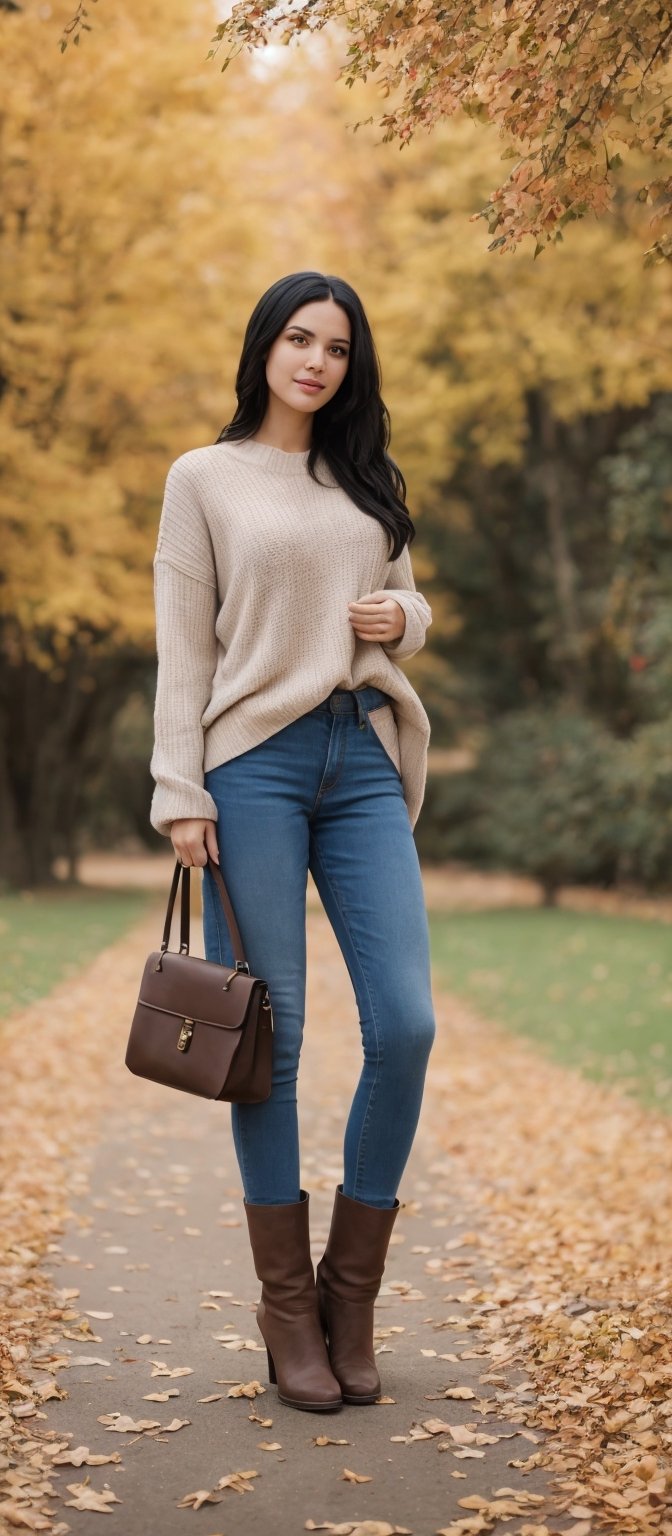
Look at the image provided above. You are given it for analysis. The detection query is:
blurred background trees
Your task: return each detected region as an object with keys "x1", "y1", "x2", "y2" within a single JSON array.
[
  {"x1": 68, "y1": 1, "x2": 672, "y2": 259},
  {"x1": 2, "y1": 0, "x2": 672, "y2": 890}
]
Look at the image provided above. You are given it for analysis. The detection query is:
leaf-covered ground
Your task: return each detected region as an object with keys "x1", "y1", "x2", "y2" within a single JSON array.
[{"x1": 1, "y1": 877, "x2": 671, "y2": 1534}]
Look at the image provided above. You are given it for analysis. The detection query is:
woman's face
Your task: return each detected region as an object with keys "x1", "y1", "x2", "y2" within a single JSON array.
[{"x1": 264, "y1": 299, "x2": 351, "y2": 415}]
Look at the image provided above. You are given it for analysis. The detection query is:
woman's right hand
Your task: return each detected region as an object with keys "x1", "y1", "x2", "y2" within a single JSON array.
[{"x1": 171, "y1": 818, "x2": 220, "y2": 868}]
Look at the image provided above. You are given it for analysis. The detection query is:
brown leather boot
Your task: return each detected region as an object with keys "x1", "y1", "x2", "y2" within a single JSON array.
[
  {"x1": 243, "y1": 1189, "x2": 342, "y2": 1413},
  {"x1": 316, "y1": 1184, "x2": 399, "y2": 1405}
]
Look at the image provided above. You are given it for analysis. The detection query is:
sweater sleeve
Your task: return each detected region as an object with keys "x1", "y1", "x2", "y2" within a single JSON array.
[
  {"x1": 381, "y1": 540, "x2": 432, "y2": 661},
  {"x1": 149, "y1": 458, "x2": 220, "y2": 838}
]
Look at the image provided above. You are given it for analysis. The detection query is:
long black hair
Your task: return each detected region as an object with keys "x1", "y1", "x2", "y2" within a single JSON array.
[{"x1": 214, "y1": 271, "x2": 415, "y2": 560}]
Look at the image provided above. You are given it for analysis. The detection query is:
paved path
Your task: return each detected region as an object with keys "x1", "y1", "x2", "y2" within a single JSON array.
[{"x1": 33, "y1": 886, "x2": 560, "y2": 1535}]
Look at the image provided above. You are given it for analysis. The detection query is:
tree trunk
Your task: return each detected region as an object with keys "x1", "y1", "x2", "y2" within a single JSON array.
[
  {"x1": 535, "y1": 393, "x2": 584, "y2": 705},
  {"x1": 0, "y1": 629, "x2": 149, "y2": 890}
]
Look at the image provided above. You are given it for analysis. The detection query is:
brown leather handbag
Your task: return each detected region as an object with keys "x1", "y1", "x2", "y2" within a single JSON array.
[{"x1": 125, "y1": 855, "x2": 273, "y2": 1102}]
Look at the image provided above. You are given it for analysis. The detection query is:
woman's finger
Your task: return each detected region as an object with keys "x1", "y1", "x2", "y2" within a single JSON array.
[{"x1": 204, "y1": 821, "x2": 220, "y2": 865}]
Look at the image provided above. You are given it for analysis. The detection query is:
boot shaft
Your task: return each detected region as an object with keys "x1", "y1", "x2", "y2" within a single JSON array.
[{"x1": 318, "y1": 1184, "x2": 399, "y2": 1301}]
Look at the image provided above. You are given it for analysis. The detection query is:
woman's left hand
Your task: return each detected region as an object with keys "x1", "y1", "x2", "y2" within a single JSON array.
[{"x1": 348, "y1": 592, "x2": 406, "y2": 644}]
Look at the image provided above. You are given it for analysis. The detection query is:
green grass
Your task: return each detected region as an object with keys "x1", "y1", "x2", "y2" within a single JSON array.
[
  {"x1": 0, "y1": 885, "x2": 152, "y2": 1018},
  {"x1": 428, "y1": 906, "x2": 672, "y2": 1113}
]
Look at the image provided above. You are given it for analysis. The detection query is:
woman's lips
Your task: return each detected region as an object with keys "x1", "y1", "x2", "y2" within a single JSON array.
[{"x1": 295, "y1": 380, "x2": 324, "y2": 392}]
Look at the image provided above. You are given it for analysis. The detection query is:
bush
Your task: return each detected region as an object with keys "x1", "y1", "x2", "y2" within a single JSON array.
[
  {"x1": 415, "y1": 768, "x2": 488, "y2": 865},
  {"x1": 606, "y1": 720, "x2": 672, "y2": 887},
  {"x1": 473, "y1": 707, "x2": 620, "y2": 901},
  {"x1": 418, "y1": 708, "x2": 622, "y2": 900}
]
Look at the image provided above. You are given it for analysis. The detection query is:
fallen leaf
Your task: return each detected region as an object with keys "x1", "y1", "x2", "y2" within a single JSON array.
[
  {"x1": 176, "y1": 1489, "x2": 224, "y2": 1510},
  {"x1": 143, "y1": 1389, "x2": 180, "y2": 1402},
  {"x1": 82, "y1": 1311, "x2": 114, "y2": 1320},
  {"x1": 258, "y1": 1441, "x2": 282, "y2": 1451},
  {"x1": 436, "y1": 1522, "x2": 488, "y2": 1535},
  {"x1": 220, "y1": 1338, "x2": 265, "y2": 1351},
  {"x1": 64, "y1": 1480, "x2": 122, "y2": 1512},
  {"x1": 313, "y1": 1435, "x2": 352, "y2": 1446},
  {"x1": 0, "y1": 1499, "x2": 54, "y2": 1529},
  {"x1": 341, "y1": 1467, "x2": 373, "y2": 1483},
  {"x1": 215, "y1": 1469, "x2": 259, "y2": 1493},
  {"x1": 97, "y1": 1414, "x2": 161, "y2": 1433},
  {"x1": 305, "y1": 1523, "x2": 411, "y2": 1534},
  {"x1": 52, "y1": 1446, "x2": 122, "y2": 1467},
  {"x1": 149, "y1": 1360, "x2": 193, "y2": 1378},
  {"x1": 227, "y1": 1380, "x2": 266, "y2": 1398}
]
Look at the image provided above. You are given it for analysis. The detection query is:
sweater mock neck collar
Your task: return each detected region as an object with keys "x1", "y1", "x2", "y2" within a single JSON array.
[{"x1": 218, "y1": 436, "x2": 312, "y2": 477}]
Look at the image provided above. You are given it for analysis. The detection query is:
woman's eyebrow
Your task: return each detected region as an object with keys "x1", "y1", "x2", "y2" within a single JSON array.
[{"x1": 286, "y1": 325, "x2": 350, "y2": 345}]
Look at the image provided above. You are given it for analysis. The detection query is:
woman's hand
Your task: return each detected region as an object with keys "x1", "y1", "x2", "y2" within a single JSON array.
[
  {"x1": 348, "y1": 592, "x2": 406, "y2": 644},
  {"x1": 171, "y1": 818, "x2": 220, "y2": 868}
]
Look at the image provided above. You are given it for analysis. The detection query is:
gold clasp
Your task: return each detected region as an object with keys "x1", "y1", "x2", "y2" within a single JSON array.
[{"x1": 177, "y1": 1018, "x2": 194, "y2": 1051}]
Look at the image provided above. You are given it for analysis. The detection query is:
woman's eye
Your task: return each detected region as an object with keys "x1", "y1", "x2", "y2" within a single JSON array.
[{"x1": 288, "y1": 335, "x2": 347, "y2": 357}]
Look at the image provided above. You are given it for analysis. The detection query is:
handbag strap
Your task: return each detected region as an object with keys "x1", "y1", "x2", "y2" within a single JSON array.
[
  {"x1": 160, "y1": 860, "x2": 191, "y2": 954},
  {"x1": 160, "y1": 856, "x2": 250, "y2": 973}
]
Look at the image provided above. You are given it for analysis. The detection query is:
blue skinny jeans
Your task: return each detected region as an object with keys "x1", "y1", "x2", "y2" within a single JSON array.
[{"x1": 201, "y1": 685, "x2": 436, "y2": 1209}]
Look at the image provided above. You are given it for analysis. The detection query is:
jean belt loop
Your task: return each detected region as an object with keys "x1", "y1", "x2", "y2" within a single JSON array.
[{"x1": 355, "y1": 690, "x2": 367, "y2": 730}]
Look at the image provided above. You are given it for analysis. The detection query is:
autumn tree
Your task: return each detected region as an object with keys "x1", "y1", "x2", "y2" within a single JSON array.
[
  {"x1": 62, "y1": 0, "x2": 672, "y2": 259},
  {"x1": 340, "y1": 110, "x2": 672, "y2": 882},
  {"x1": 9, "y1": 3, "x2": 672, "y2": 887},
  {"x1": 0, "y1": 0, "x2": 283, "y2": 885}
]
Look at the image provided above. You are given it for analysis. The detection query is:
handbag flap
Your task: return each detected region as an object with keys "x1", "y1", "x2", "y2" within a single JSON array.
[{"x1": 138, "y1": 950, "x2": 261, "y2": 1032}]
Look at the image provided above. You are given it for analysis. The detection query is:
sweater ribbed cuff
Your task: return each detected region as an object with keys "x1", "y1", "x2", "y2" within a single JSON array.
[
  {"x1": 382, "y1": 590, "x2": 429, "y2": 660},
  {"x1": 150, "y1": 782, "x2": 219, "y2": 840}
]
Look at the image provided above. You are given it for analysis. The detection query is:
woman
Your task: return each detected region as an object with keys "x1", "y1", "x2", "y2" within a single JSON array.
[{"x1": 149, "y1": 270, "x2": 436, "y2": 1415}]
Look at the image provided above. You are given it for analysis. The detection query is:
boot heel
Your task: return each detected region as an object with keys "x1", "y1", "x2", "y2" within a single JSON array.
[{"x1": 266, "y1": 1347, "x2": 277, "y2": 1385}]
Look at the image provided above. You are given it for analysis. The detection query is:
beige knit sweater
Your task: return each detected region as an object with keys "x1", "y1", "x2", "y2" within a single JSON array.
[{"x1": 149, "y1": 438, "x2": 432, "y2": 838}]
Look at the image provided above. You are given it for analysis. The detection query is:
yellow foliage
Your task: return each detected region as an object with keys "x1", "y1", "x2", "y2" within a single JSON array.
[
  {"x1": 3, "y1": 5, "x2": 671, "y2": 663},
  {"x1": 1, "y1": 0, "x2": 295, "y2": 657}
]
